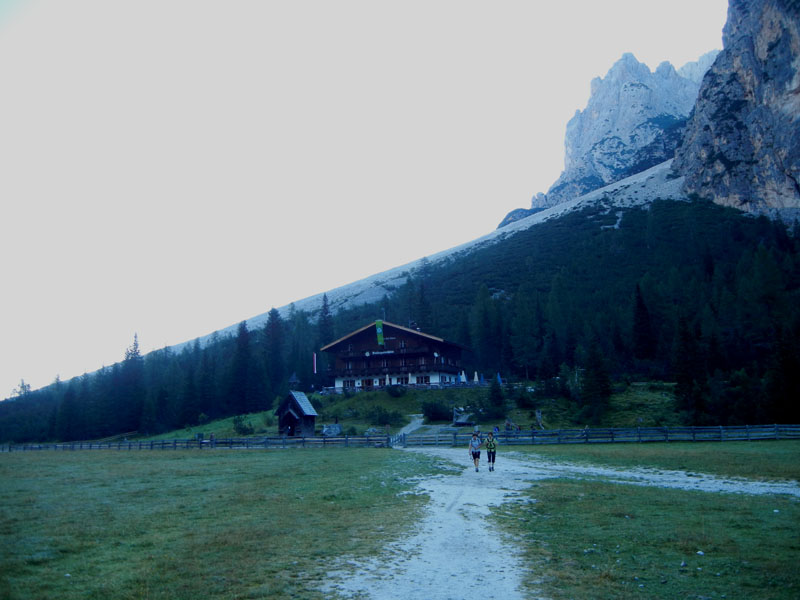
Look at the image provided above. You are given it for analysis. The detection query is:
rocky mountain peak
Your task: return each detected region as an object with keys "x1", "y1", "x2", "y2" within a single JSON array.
[
  {"x1": 499, "y1": 51, "x2": 717, "y2": 227},
  {"x1": 672, "y1": 0, "x2": 800, "y2": 220}
]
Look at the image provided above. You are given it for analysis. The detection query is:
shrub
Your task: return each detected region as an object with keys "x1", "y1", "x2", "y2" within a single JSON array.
[
  {"x1": 514, "y1": 388, "x2": 537, "y2": 410},
  {"x1": 364, "y1": 406, "x2": 403, "y2": 427},
  {"x1": 386, "y1": 385, "x2": 407, "y2": 398},
  {"x1": 422, "y1": 399, "x2": 452, "y2": 422},
  {"x1": 232, "y1": 415, "x2": 254, "y2": 436}
]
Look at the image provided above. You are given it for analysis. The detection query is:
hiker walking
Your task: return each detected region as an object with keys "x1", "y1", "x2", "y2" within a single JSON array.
[
  {"x1": 485, "y1": 431, "x2": 498, "y2": 471},
  {"x1": 469, "y1": 431, "x2": 483, "y2": 472}
]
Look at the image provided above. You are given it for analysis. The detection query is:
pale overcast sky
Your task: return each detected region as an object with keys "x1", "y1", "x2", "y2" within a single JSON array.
[{"x1": 0, "y1": 0, "x2": 728, "y2": 397}]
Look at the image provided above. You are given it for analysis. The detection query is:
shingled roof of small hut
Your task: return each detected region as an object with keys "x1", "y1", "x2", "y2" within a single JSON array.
[{"x1": 287, "y1": 390, "x2": 317, "y2": 416}]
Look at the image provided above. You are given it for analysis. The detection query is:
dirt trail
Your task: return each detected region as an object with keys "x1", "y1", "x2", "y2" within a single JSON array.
[
  {"x1": 323, "y1": 447, "x2": 800, "y2": 599},
  {"x1": 323, "y1": 449, "x2": 545, "y2": 600}
]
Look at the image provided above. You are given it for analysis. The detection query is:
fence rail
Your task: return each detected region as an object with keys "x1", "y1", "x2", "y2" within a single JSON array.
[
  {"x1": 397, "y1": 424, "x2": 800, "y2": 448},
  {"x1": 2, "y1": 434, "x2": 392, "y2": 452},
  {"x1": 2, "y1": 425, "x2": 798, "y2": 453}
]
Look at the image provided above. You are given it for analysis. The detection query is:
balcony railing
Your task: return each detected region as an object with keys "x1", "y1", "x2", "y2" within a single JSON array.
[
  {"x1": 333, "y1": 364, "x2": 460, "y2": 378},
  {"x1": 333, "y1": 345, "x2": 437, "y2": 359}
]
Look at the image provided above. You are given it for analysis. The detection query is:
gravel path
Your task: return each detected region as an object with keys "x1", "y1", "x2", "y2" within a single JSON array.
[{"x1": 322, "y1": 447, "x2": 800, "y2": 599}]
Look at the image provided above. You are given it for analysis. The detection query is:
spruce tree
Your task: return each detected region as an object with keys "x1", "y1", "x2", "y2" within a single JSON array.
[
  {"x1": 632, "y1": 284, "x2": 656, "y2": 360},
  {"x1": 581, "y1": 342, "x2": 612, "y2": 424},
  {"x1": 263, "y1": 308, "x2": 286, "y2": 406}
]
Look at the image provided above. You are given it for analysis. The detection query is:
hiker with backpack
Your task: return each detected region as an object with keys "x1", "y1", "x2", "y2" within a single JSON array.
[
  {"x1": 468, "y1": 431, "x2": 483, "y2": 472},
  {"x1": 485, "y1": 431, "x2": 498, "y2": 471}
]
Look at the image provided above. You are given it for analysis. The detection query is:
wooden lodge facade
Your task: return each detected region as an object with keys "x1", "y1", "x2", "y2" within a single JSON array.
[{"x1": 320, "y1": 320, "x2": 466, "y2": 390}]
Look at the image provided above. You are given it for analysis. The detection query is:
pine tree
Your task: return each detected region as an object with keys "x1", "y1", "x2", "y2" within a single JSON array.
[
  {"x1": 510, "y1": 283, "x2": 543, "y2": 379},
  {"x1": 119, "y1": 334, "x2": 145, "y2": 432},
  {"x1": 485, "y1": 377, "x2": 507, "y2": 420},
  {"x1": 287, "y1": 306, "x2": 314, "y2": 391},
  {"x1": 263, "y1": 308, "x2": 286, "y2": 406},
  {"x1": 228, "y1": 322, "x2": 254, "y2": 414},
  {"x1": 318, "y1": 293, "x2": 334, "y2": 346},
  {"x1": 672, "y1": 317, "x2": 705, "y2": 423},
  {"x1": 581, "y1": 342, "x2": 612, "y2": 424},
  {"x1": 632, "y1": 284, "x2": 656, "y2": 360}
]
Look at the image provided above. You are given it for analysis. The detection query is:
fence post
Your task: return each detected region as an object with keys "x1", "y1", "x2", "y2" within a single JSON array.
[
  {"x1": 746, "y1": 424, "x2": 750, "y2": 441},
  {"x1": 664, "y1": 427, "x2": 669, "y2": 442},
  {"x1": 775, "y1": 424, "x2": 780, "y2": 440},
  {"x1": 719, "y1": 426, "x2": 724, "y2": 441}
]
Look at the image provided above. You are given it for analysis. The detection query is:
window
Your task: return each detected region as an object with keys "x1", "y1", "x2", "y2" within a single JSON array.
[
  {"x1": 415, "y1": 376, "x2": 430, "y2": 385},
  {"x1": 396, "y1": 376, "x2": 409, "y2": 385}
]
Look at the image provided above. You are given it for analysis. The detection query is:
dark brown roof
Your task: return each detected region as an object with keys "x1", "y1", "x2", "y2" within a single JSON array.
[{"x1": 320, "y1": 321, "x2": 464, "y2": 352}]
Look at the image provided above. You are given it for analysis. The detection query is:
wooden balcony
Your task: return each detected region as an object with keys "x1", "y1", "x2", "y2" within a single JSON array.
[{"x1": 333, "y1": 364, "x2": 460, "y2": 378}]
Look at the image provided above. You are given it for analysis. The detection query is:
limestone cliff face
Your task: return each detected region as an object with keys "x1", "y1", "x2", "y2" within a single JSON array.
[
  {"x1": 547, "y1": 53, "x2": 707, "y2": 206},
  {"x1": 498, "y1": 52, "x2": 716, "y2": 228},
  {"x1": 672, "y1": 0, "x2": 800, "y2": 219}
]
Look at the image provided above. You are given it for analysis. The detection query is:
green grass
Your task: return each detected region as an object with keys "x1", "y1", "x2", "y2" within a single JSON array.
[
  {"x1": 495, "y1": 479, "x2": 800, "y2": 600},
  {"x1": 143, "y1": 410, "x2": 278, "y2": 441},
  {"x1": 0, "y1": 449, "x2": 442, "y2": 600},
  {"x1": 138, "y1": 382, "x2": 693, "y2": 442},
  {"x1": 511, "y1": 440, "x2": 800, "y2": 481},
  {"x1": 491, "y1": 441, "x2": 800, "y2": 599}
]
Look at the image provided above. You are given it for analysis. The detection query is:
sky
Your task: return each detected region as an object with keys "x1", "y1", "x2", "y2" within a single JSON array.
[{"x1": 0, "y1": 0, "x2": 728, "y2": 398}]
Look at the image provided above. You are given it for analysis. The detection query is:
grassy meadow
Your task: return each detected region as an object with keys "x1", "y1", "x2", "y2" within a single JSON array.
[
  {"x1": 0, "y1": 449, "x2": 442, "y2": 600},
  {"x1": 512, "y1": 440, "x2": 800, "y2": 481},
  {"x1": 2, "y1": 439, "x2": 798, "y2": 599},
  {"x1": 492, "y1": 441, "x2": 800, "y2": 600},
  {"x1": 495, "y1": 478, "x2": 800, "y2": 600}
]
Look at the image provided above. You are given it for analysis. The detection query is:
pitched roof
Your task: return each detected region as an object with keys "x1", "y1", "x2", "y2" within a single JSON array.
[
  {"x1": 288, "y1": 390, "x2": 317, "y2": 417},
  {"x1": 320, "y1": 320, "x2": 461, "y2": 352}
]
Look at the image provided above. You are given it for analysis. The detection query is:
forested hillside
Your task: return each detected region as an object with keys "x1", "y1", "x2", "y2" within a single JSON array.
[{"x1": 2, "y1": 199, "x2": 799, "y2": 442}]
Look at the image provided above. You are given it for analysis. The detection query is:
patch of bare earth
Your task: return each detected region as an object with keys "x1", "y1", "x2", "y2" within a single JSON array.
[{"x1": 323, "y1": 447, "x2": 799, "y2": 599}]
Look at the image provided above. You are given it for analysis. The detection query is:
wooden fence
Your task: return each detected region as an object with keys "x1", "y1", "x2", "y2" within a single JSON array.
[
  {"x1": 2, "y1": 425, "x2": 798, "y2": 453},
  {"x1": 395, "y1": 424, "x2": 800, "y2": 448},
  {"x1": 2, "y1": 435, "x2": 392, "y2": 452}
]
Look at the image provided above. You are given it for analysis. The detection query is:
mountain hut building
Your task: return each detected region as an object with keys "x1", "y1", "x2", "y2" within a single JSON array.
[{"x1": 320, "y1": 320, "x2": 466, "y2": 390}]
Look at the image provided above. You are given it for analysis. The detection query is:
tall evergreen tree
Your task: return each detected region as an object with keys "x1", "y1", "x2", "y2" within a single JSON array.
[
  {"x1": 118, "y1": 334, "x2": 145, "y2": 432},
  {"x1": 632, "y1": 284, "x2": 656, "y2": 360},
  {"x1": 510, "y1": 283, "x2": 543, "y2": 379},
  {"x1": 318, "y1": 293, "x2": 334, "y2": 346},
  {"x1": 316, "y1": 294, "x2": 335, "y2": 384},
  {"x1": 672, "y1": 317, "x2": 705, "y2": 423},
  {"x1": 287, "y1": 306, "x2": 315, "y2": 391},
  {"x1": 263, "y1": 308, "x2": 286, "y2": 406},
  {"x1": 580, "y1": 341, "x2": 612, "y2": 424},
  {"x1": 228, "y1": 321, "x2": 258, "y2": 414}
]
